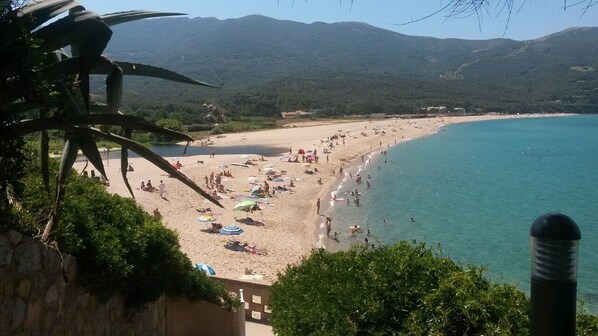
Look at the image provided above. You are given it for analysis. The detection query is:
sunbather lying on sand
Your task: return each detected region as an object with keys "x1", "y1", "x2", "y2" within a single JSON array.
[{"x1": 243, "y1": 243, "x2": 268, "y2": 255}]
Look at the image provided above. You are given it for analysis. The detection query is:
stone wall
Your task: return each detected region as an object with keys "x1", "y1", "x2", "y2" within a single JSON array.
[{"x1": 0, "y1": 230, "x2": 244, "y2": 336}]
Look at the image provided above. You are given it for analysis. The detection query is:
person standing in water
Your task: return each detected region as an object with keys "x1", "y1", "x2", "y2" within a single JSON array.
[{"x1": 325, "y1": 217, "x2": 332, "y2": 238}]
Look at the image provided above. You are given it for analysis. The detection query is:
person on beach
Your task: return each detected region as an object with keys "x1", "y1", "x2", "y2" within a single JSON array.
[
  {"x1": 159, "y1": 180, "x2": 166, "y2": 198},
  {"x1": 140, "y1": 181, "x2": 146, "y2": 191},
  {"x1": 146, "y1": 180, "x2": 154, "y2": 192},
  {"x1": 127, "y1": 164, "x2": 134, "y2": 172},
  {"x1": 325, "y1": 217, "x2": 332, "y2": 238},
  {"x1": 316, "y1": 198, "x2": 320, "y2": 214},
  {"x1": 348, "y1": 225, "x2": 361, "y2": 235},
  {"x1": 332, "y1": 232, "x2": 339, "y2": 242},
  {"x1": 346, "y1": 198, "x2": 350, "y2": 206},
  {"x1": 339, "y1": 166, "x2": 344, "y2": 176},
  {"x1": 153, "y1": 208, "x2": 162, "y2": 219}
]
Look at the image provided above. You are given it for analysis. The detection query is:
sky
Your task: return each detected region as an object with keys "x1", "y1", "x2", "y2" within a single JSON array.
[{"x1": 79, "y1": 0, "x2": 598, "y2": 41}]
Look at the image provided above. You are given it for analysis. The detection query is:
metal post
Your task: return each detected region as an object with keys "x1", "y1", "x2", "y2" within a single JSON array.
[{"x1": 530, "y1": 213, "x2": 581, "y2": 336}]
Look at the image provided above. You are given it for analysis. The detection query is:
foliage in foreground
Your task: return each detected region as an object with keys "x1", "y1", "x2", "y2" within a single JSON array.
[
  {"x1": 13, "y1": 154, "x2": 236, "y2": 308},
  {"x1": 270, "y1": 242, "x2": 596, "y2": 335},
  {"x1": 1, "y1": 0, "x2": 220, "y2": 243}
]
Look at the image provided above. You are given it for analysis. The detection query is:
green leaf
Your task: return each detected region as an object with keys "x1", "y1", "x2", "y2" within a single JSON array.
[
  {"x1": 74, "y1": 128, "x2": 107, "y2": 179},
  {"x1": 105, "y1": 62, "x2": 123, "y2": 114},
  {"x1": 43, "y1": 136, "x2": 80, "y2": 242},
  {"x1": 112, "y1": 62, "x2": 218, "y2": 88},
  {"x1": 80, "y1": 126, "x2": 222, "y2": 208},
  {"x1": 45, "y1": 56, "x2": 217, "y2": 89},
  {"x1": 40, "y1": 130, "x2": 50, "y2": 193},
  {"x1": 120, "y1": 128, "x2": 134, "y2": 198},
  {"x1": 100, "y1": 10, "x2": 185, "y2": 27},
  {"x1": 35, "y1": 9, "x2": 112, "y2": 111},
  {"x1": 18, "y1": 0, "x2": 81, "y2": 30},
  {"x1": 11, "y1": 114, "x2": 194, "y2": 142}
]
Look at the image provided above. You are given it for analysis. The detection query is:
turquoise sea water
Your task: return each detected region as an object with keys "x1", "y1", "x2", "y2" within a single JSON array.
[{"x1": 326, "y1": 115, "x2": 598, "y2": 312}]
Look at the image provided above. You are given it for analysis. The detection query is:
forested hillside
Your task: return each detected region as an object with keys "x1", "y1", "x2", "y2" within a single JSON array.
[{"x1": 94, "y1": 15, "x2": 598, "y2": 121}]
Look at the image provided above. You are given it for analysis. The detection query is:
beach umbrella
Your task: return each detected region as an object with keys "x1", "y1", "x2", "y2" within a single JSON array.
[
  {"x1": 263, "y1": 164, "x2": 275, "y2": 169},
  {"x1": 247, "y1": 176, "x2": 258, "y2": 183},
  {"x1": 197, "y1": 215, "x2": 217, "y2": 222},
  {"x1": 251, "y1": 185, "x2": 262, "y2": 193},
  {"x1": 234, "y1": 200, "x2": 257, "y2": 211},
  {"x1": 219, "y1": 225, "x2": 244, "y2": 235},
  {"x1": 264, "y1": 167, "x2": 275, "y2": 173},
  {"x1": 195, "y1": 263, "x2": 216, "y2": 276}
]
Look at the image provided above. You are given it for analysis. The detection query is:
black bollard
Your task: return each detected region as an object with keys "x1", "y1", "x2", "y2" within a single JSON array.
[{"x1": 530, "y1": 213, "x2": 581, "y2": 336}]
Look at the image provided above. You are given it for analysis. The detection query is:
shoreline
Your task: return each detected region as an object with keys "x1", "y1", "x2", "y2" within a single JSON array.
[
  {"x1": 313, "y1": 113, "x2": 576, "y2": 251},
  {"x1": 72, "y1": 113, "x2": 574, "y2": 285}
]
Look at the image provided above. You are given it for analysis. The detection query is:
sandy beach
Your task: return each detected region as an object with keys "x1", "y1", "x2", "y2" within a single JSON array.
[{"x1": 73, "y1": 114, "x2": 568, "y2": 284}]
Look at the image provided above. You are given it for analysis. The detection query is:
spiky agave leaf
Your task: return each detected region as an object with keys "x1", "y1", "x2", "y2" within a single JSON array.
[
  {"x1": 35, "y1": 8, "x2": 112, "y2": 112},
  {"x1": 75, "y1": 128, "x2": 107, "y2": 179},
  {"x1": 121, "y1": 128, "x2": 134, "y2": 198},
  {"x1": 18, "y1": 0, "x2": 81, "y2": 30},
  {"x1": 11, "y1": 114, "x2": 194, "y2": 141},
  {"x1": 105, "y1": 61, "x2": 123, "y2": 114},
  {"x1": 100, "y1": 10, "x2": 185, "y2": 27},
  {"x1": 111, "y1": 62, "x2": 218, "y2": 88},
  {"x1": 40, "y1": 108, "x2": 50, "y2": 192},
  {"x1": 44, "y1": 56, "x2": 218, "y2": 88},
  {"x1": 42, "y1": 136, "x2": 79, "y2": 242},
  {"x1": 78, "y1": 126, "x2": 223, "y2": 208}
]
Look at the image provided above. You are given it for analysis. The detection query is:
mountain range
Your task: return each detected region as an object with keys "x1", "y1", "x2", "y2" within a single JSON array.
[{"x1": 100, "y1": 15, "x2": 598, "y2": 117}]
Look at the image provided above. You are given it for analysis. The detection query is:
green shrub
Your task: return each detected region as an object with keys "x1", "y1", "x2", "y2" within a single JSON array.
[
  {"x1": 17, "y1": 157, "x2": 237, "y2": 308},
  {"x1": 187, "y1": 124, "x2": 215, "y2": 132},
  {"x1": 211, "y1": 127, "x2": 224, "y2": 135},
  {"x1": 270, "y1": 242, "x2": 529, "y2": 336}
]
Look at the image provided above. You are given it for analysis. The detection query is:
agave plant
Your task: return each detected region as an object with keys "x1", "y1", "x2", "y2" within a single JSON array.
[{"x1": 1, "y1": 0, "x2": 221, "y2": 242}]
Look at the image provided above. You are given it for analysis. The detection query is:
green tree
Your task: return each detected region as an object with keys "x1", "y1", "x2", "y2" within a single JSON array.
[{"x1": 153, "y1": 118, "x2": 183, "y2": 142}]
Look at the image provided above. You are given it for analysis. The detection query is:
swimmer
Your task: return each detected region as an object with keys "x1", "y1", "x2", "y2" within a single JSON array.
[
  {"x1": 409, "y1": 216, "x2": 416, "y2": 222},
  {"x1": 383, "y1": 219, "x2": 388, "y2": 224}
]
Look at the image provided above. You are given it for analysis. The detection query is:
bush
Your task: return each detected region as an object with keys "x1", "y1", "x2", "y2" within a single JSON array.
[
  {"x1": 186, "y1": 124, "x2": 215, "y2": 132},
  {"x1": 211, "y1": 127, "x2": 224, "y2": 135},
  {"x1": 270, "y1": 242, "x2": 529, "y2": 335},
  {"x1": 17, "y1": 158, "x2": 237, "y2": 308}
]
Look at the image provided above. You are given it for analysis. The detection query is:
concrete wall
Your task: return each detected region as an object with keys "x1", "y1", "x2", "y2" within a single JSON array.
[
  {"x1": 217, "y1": 278, "x2": 272, "y2": 324},
  {"x1": 0, "y1": 229, "x2": 244, "y2": 336}
]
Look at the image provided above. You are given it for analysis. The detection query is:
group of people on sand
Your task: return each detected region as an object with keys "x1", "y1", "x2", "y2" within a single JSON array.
[
  {"x1": 204, "y1": 171, "x2": 231, "y2": 195},
  {"x1": 141, "y1": 179, "x2": 166, "y2": 198},
  {"x1": 82, "y1": 169, "x2": 110, "y2": 186}
]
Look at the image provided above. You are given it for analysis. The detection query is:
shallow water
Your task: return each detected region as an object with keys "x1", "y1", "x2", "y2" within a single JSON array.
[{"x1": 327, "y1": 115, "x2": 598, "y2": 312}]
